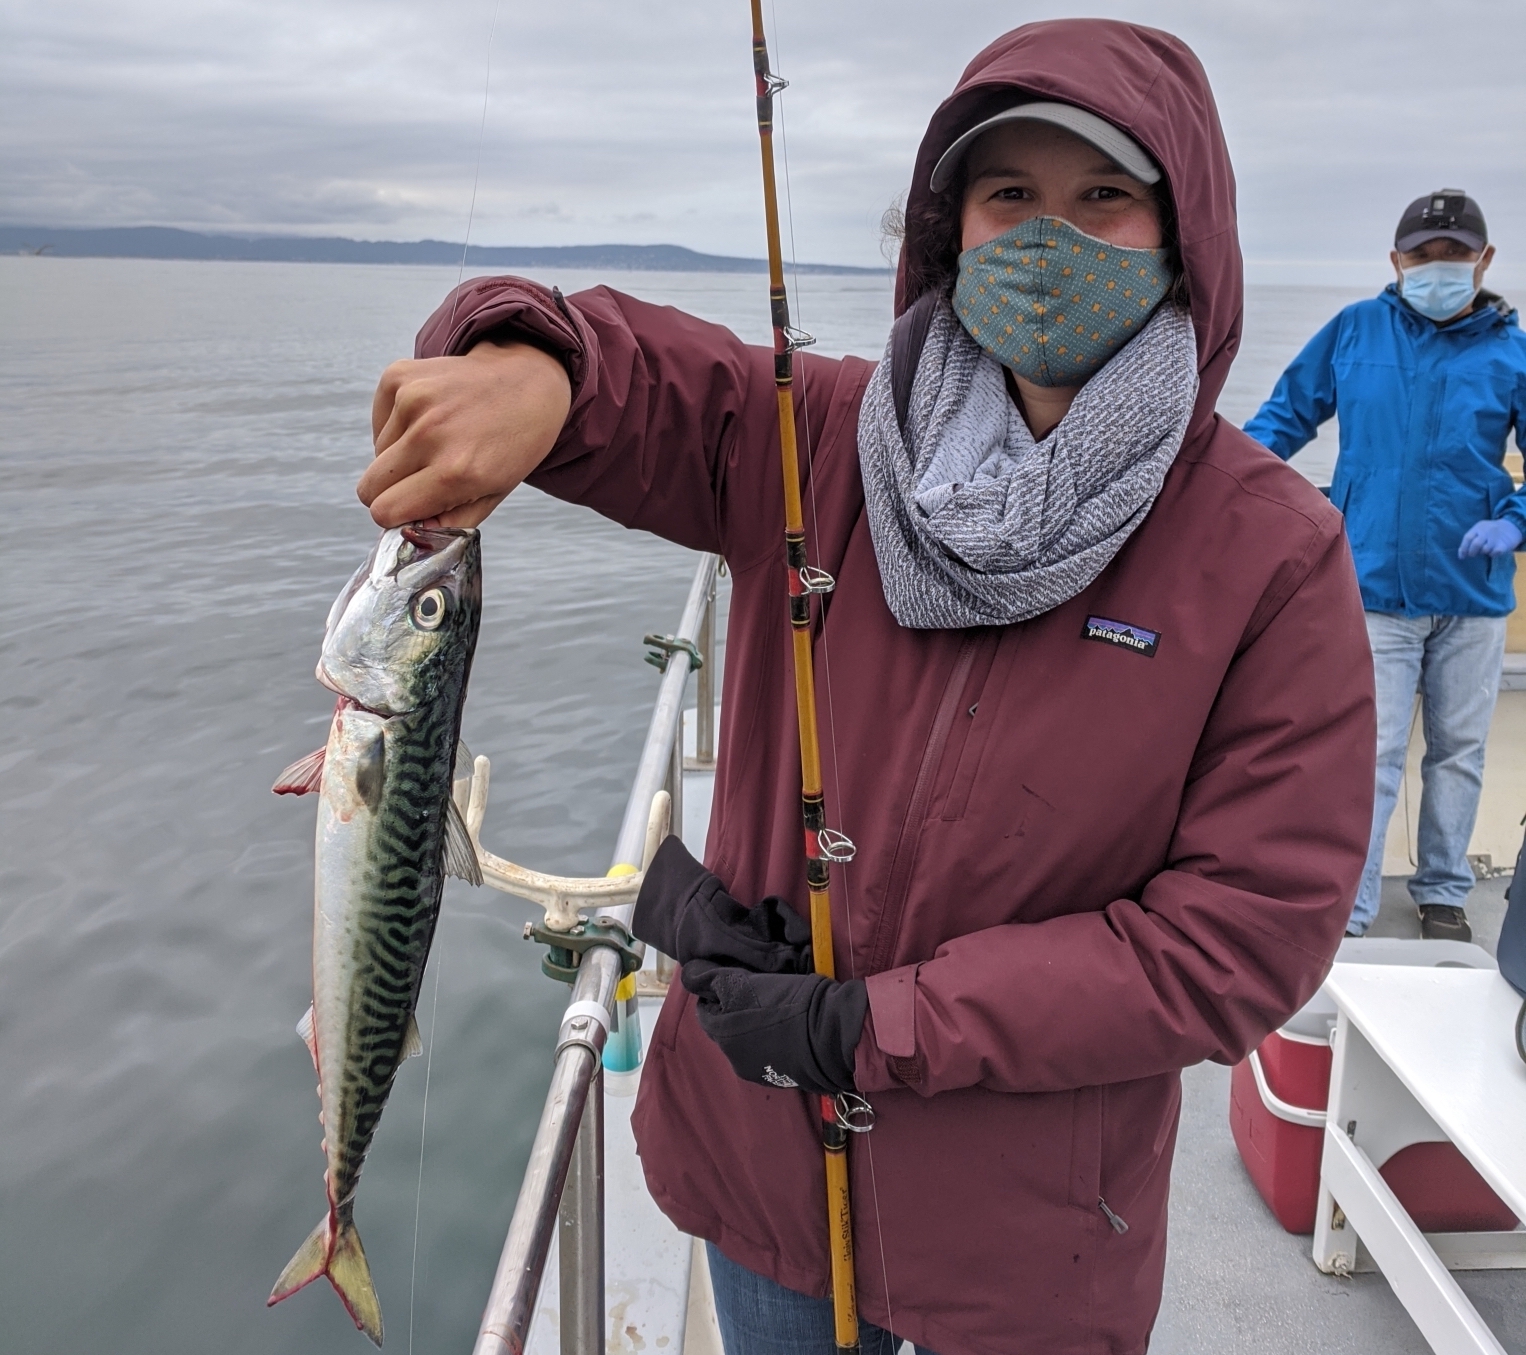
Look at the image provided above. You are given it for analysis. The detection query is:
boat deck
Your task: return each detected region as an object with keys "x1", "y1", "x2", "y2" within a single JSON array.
[{"x1": 1154, "y1": 873, "x2": 1523, "y2": 1355}]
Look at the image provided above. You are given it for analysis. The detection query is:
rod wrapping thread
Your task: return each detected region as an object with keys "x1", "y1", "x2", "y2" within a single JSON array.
[{"x1": 749, "y1": 0, "x2": 859, "y2": 1347}]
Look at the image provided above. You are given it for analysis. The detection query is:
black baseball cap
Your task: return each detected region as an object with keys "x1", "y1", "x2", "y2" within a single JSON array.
[{"x1": 1395, "y1": 190, "x2": 1488, "y2": 253}]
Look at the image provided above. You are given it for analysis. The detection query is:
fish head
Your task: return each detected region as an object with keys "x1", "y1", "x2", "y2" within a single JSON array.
[{"x1": 317, "y1": 526, "x2": 482, "y2": 716}]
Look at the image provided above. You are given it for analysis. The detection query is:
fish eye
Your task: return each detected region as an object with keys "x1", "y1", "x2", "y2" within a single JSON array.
[{"x1": 410, "y1": 588, "x2": 448, "y2": 631}]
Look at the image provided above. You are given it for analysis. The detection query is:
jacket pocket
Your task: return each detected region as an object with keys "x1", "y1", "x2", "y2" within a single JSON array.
[
  {"x1": 649, "y1": 977, "x2": 691, "y2": 1055},
  {"x1": 1328, "y1": 473, "x2": 1351, "y2": 515},
  {"x1": 1068, "y1": 1085, "x2": 1103, "y2": 1213},
  {"x1": 1096, "y1": 1074, "x2": 1183, "y2": 1227},
  {"x1": 867, "y1": 634, "x2": 981, "y2": 972},
  {"x1": 939, "y1": 629, "x2": 1016, "y2": 823}
]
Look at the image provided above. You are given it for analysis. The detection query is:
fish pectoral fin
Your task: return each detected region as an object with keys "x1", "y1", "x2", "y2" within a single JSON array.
[
  {"x1": 296, "y1": 1005, "x2": 318, "y2": 1066},
  {"x1": 272, "y1": 748, "x2": 326, "y2": 795},
  {"x1": 455, "y1": 739, "x2": 472, "y2": 774},
  {"x1": 402, "y1": 1013, "x2": 423, "y2": 1060},
  {"x1": 443, "y1": 797, "x2": 483, "y2": 886},
  {"x1": 354, "y1": 729, "x2": 385, "y2": 810}
]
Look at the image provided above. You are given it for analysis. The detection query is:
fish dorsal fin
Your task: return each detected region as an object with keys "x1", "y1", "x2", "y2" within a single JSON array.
[
  {"x1": 401, "y1": 1013, "x2": 423, "y2": 1060},
  {"x1": 273, "y1": 748, "x2": 326, "y2": 796},
  {"x1": 295, "y1": 1004, "x2": 318, "y2": 1067},
  {"x1": 443, "y1": 796, "x2": 483, "y2": 886}
]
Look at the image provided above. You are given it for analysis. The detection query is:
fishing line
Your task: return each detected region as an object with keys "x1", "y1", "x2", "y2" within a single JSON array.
[
  {"x1": 408, "y1": 916, "x2": 449, "y2": 1355},
  {"x1": 410, "y1": 5, "x2": 502, "y2": 1349},
  {"x1": 768, "y1": 2, "x2": 897, "y2": 1341},
  {"x1": 446, "y1": 0, "x2": 505, "y2": 336},
  {"x1": 767, "y1": 2, "x2": 851, "y2": 971}
]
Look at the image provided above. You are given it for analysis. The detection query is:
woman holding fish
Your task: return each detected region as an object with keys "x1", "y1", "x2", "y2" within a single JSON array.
[{"x1": 359, "y1": 20, "x2": 1375, "y2": 1355}]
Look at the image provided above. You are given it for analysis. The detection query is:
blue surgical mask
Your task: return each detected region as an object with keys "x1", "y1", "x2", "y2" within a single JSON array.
[
  {"x1": 1399, "y1": 258, "x2": 1482, "y2": 322},
  {"x1": 953, "y1": 217, "x2": 1171, "y2": 387}
]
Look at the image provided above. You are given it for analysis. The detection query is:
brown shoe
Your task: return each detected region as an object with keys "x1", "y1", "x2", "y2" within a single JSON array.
[{"x1": 1418, "y1": 904, "x2": 1472, "y2": 942}]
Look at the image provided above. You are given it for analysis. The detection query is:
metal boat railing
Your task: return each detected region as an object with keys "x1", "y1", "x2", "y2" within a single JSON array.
[{"x1": 467, "y1": 553, "x2": 720, "y2": 1355}]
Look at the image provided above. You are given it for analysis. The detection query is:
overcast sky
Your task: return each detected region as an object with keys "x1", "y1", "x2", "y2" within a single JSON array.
[{"x1": 4, "y1": 0, "x2": 1524, "y2": 284}]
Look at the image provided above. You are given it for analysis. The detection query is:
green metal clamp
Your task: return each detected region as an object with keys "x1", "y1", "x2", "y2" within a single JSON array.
[
  {"x1": 643, "y1": 632, "x2": 703, "y2": 673},
  {"x1": 522, "y1": 915, "x2": 644, "y2": 985}
]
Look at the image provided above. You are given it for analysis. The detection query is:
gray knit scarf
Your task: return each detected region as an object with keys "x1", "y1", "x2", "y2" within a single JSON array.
[{"x1": 857, "y1": 298, "x2": 1199, "y2": 629}]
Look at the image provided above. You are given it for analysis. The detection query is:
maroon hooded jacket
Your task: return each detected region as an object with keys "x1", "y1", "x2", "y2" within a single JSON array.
[{"x1": 415, "y1": 20, "x2": 1375, "y2": 1355}]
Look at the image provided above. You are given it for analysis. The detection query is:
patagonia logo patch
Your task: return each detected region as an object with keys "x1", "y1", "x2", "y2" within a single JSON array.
[{"x1": 1082, "y1": 616, "x2": 1160, "y2": 657}]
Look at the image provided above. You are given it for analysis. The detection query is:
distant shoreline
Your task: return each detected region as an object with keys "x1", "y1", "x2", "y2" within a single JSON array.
[{"x1": 0, "y1": 225, "x2": 890, "y2": 276}]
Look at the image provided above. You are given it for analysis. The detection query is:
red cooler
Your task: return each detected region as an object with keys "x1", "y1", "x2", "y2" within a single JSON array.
[{"x1": 1229, "y1": 937, "x2": 1520, "y2": 1234}]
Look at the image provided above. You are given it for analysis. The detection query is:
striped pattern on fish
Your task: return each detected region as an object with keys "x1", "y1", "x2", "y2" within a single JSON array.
[{"x1": 268, "y1": 526, "x2": 482, "y2": 1346}]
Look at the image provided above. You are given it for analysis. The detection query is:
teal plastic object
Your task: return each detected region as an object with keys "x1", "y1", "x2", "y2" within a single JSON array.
[{"x1": 602, "y1": 976, "x2": 643, "y2": 1073}]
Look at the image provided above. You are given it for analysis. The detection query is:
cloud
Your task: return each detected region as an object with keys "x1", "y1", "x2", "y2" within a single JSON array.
[{"x1": 3, "y1": 0, "x2": 1524, "y2": 279}]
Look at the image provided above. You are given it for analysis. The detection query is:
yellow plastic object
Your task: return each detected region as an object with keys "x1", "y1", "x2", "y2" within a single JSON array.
[{"x1": 604, "y1": 881, "x2": 644, "y2": 1072}]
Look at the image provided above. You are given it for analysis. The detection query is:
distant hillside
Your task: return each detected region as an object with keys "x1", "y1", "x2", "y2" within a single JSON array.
[{"x1": 0, "y1": 226, "x2": 888, "y2": 275}]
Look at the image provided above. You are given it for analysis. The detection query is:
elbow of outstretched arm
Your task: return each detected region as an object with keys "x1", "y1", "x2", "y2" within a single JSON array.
[{"x1": 1244, "y1": 398, "x2": 1321, "y2": 462}]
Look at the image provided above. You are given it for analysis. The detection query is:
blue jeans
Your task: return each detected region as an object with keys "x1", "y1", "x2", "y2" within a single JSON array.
[
  {"x1": 1352, "y1": 612, "x2": 1506, "y2": 933},
  {"x1": 707, "y1": 1243, "x2": 937, "y2": 1355}
]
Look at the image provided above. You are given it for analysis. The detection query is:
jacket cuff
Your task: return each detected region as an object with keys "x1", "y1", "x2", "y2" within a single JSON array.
[
  {"x1": 413, "y1": 275, "x2": 596, "y2": 417},
  {"x1": 1499, "y1": 505, "x2": 1526, "y2": 542},
  {"x1": 854, "y1": 966, "x2": 922, "y2": 1094},
  {"x1": 631, "y1": 834, "x2": 711, "y2": 958}
]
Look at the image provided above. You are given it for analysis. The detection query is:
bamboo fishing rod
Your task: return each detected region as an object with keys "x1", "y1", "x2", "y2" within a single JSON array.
[{"x1": 748, "y1": 4, "x2": 860, "y2": 1348}]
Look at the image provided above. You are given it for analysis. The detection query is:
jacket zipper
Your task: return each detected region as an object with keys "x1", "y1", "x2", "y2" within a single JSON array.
[
  {"x1": 1098, "y1": 1198, "x2": 1129, "y2": 1234},
  {"x1": 867, "y1": 632, "x2": 980, "y2": 974}
]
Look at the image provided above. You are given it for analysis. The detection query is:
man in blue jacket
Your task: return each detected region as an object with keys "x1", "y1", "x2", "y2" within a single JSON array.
[{"x1": 1246, "y1": 190, "x2": 1526, "y2": 940}]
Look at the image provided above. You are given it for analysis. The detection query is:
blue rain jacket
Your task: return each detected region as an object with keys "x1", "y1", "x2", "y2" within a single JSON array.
[{"x1": 1245, "y1": 286, "x2": 1526, "y2": 617}]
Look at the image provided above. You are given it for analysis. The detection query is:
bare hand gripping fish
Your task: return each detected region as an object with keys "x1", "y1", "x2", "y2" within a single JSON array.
[{"x1": 267, "y1": 525, "x2": 483, "y2": 1345}]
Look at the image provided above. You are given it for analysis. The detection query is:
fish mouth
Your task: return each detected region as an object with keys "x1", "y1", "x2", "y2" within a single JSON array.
[
  {"x1": 315, "y1": 661, "x2": 348, "y2": 700},
  {"x1": 315, "y1": 666, "x2": 394, "y2": 718}
]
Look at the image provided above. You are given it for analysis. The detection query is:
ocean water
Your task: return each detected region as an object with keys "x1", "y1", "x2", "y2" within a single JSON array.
[{"x1": 0, "y1": 257, "x2": 1368, "y2": 1354}]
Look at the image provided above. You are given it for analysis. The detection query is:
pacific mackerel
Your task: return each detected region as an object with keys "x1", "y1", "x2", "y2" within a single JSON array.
[{"x1": 267, "y1": 525, "x2": 482, "y2": 1345}]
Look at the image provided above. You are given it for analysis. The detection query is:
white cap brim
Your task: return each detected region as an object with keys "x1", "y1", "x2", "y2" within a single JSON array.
[{"x1": 929, "y1": 101, "x2": 1161, "y2": 194}]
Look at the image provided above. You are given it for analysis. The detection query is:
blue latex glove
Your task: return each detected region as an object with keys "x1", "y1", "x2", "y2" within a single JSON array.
[{"x1": 1458, "y1": 518, "x2": 1524, "y2": 559}]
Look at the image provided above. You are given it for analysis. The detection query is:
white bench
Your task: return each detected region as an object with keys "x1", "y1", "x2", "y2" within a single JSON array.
[{"x1": 1313, "y1": 964, "x2": 1526, "y2": 1353}]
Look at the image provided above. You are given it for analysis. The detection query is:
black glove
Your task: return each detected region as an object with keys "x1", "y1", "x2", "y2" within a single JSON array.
[
  {"x1": 683, "y1": 960, "x2": 867, "y2": 1096},
  {"x1": 633, "y1": 836, "x2": 813, "y2": 973}
]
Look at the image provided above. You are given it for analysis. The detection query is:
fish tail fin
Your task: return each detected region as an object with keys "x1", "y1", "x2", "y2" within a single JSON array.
[
  {"x1": 268, "y1": 1214, "x2": 331, "y2": 1306},
  {"x1": 327, "y1": 1214, "x2": 384, "y2": 1346},
  {"x1": 268, "y1": 1210, "x2": 383, "y2": 1346}
]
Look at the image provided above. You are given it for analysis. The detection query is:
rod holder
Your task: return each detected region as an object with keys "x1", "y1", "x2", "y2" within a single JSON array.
[{"x1": 462, "y1": 754, "x2": 669, "y2": 934}]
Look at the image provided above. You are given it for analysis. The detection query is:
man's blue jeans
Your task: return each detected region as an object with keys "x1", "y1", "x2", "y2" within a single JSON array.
[
  {"x1": 1352, "y1": 612, "x2": 1506, "y2": 934},
  {"x1": 707, "y1": 1243, "x2": 937, "y2": 1355}
]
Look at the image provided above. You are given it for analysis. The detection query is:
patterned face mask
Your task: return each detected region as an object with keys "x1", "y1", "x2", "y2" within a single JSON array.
[{"x1": 953, "y1": 217, "x2": 1172, "y2": 387}]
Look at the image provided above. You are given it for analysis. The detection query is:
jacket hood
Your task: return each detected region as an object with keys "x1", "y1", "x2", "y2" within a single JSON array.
[{"x1": 897, "y1": 19, "x2": 1241, "y2": 438}]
